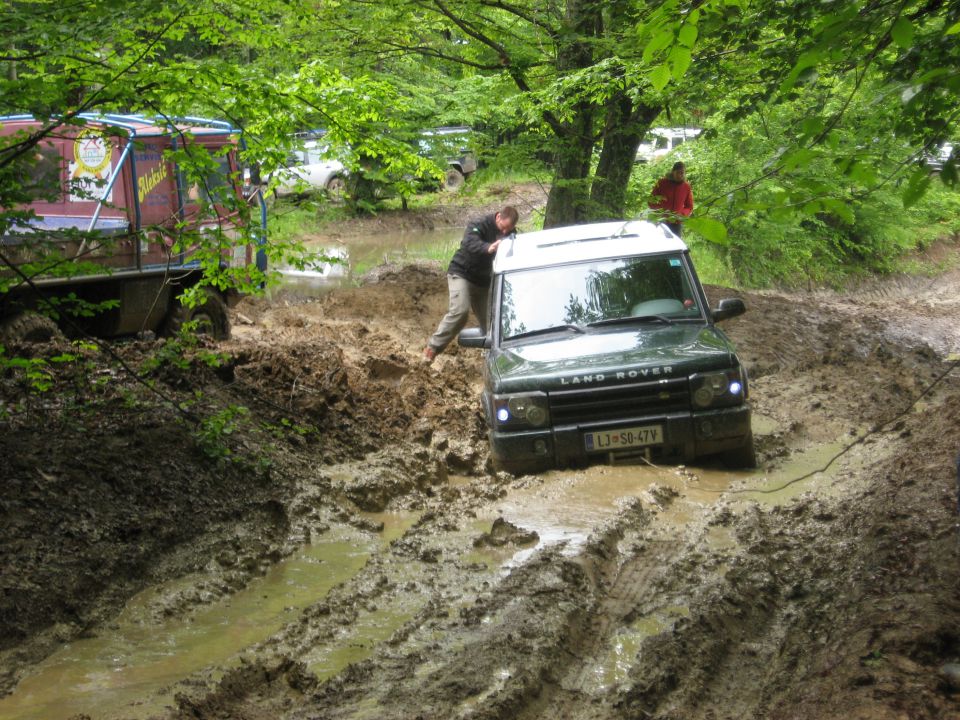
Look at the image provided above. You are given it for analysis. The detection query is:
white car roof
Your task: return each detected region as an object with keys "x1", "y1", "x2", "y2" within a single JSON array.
[
  {"x1": 647, "y1": 127, "x2": 702, "y2": 138},
  {"x1": 494, "y1": 220, "x2": 688, "y2": 274}
]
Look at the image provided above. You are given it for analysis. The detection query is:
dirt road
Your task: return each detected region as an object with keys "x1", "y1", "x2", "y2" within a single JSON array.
[{"x1": 1, "y1": 206, "x2": 959, "y2": 719}]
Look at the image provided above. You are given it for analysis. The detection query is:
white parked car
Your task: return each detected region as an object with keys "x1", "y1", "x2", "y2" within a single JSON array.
[
  {"x1": 635, "y1": 127, "x2": 702, "y2": 164},
  {"x1": 925, "y1": 141, "x2": 955, "y2": 172},
  {"x1": 248, "y1": 127, "x2": 479, "y2": 199},
  {"x1": 271, "y1": 139, "x2": 347, "y2": 198}
]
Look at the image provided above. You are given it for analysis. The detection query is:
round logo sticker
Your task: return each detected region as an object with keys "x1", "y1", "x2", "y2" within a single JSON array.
[{"x1": 74, "y1": 129, "x2": 112, "y2": 174}]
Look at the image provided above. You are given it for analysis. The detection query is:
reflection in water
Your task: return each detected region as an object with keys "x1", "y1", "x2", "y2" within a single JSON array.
[
  {"x1": 484, "y1": 434, "x2": 861, "y2": 568},
  {"x1": 587, "y1": 605, "x2": 692, "y2": 692},
  {"x1": 0, "y1": 433, "x2": 862, "y2": 719},
  {"x1": 278, "y1": 227, "x2": 463, "y2": 294},
  {"x1": 0, "y1": 524, "x2": 392, "y2": 720}
]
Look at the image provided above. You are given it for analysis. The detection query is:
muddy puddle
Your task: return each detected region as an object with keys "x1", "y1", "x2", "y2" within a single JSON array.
[
  {"x1": 276, "y1": 228, "x2": 462, "y2": 292},
  {"x1": 0, "y1": 422, "x2": 875, "y2": 720},
  {"x1": 0, "y1": 514, "x2": 416, "y2": 720},
  {"x1": 480, "y1": 425, "x2": 869, "y2": 566},
  {"x1": 586, "y1": 603, "x2": 692, "y2": 693}
]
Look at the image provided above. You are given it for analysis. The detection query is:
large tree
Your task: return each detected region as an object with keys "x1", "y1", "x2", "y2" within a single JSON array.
[
  {"x1": 304, "y1": 0, "x2": 957, "y2": 228},
  {"x1": 305, "y1": 0, "x2": 701, "y2": 226}
]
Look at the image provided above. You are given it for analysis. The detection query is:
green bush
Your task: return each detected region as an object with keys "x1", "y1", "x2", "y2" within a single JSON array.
[{"x1": 626, "y1": 94, "x2": 960, "y2": 288}]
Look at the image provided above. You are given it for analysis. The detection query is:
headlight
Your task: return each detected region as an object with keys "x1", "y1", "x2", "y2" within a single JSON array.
[
  {"x1": 492, "y1": 393, "x2": 551, "y2": 429},
  {"x1": 690, "y1": 368, "x2": 746, "y2": 409}
]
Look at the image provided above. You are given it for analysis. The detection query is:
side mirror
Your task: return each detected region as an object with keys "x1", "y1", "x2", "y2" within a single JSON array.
[
  {"x1": 458, "y1": 326, "x2": 490, "y2": 349},
  {"x1": 712, "y1": 297, "x2": 746, "y2": 322}
]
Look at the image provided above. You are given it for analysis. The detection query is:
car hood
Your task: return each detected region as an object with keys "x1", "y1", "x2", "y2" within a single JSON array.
[{"x1": 489, "y1": 324, "x2": 737, "y2": 393}]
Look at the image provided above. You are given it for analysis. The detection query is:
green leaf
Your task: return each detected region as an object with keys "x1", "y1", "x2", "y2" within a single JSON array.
[
  {"x1": 901, "y1": 169, "x2": 931, "y2": 208},
  {"x1": 650, "y1": 64, "x2": 672, "y2": 92},
  {"x1": 781, "y1": 148, "x2": 817, "y2": 171},
  {"x1": 779, "y1": 51, "x2": 822, "y2": 96},
  {"x1": 800, "y1": 117, "x2": 825, "y2": 140},
  {"x1": 819, "y1": 198, "x2": 855, "y2": 224},
  {"x1": 836, "y1": 158, "x2": 878, "y2": 186},
  {"x1": 677, "y1": 23, "x2": 698, "y2": 49},
  {"x1": 946, "y1": 21, "x2": 960, "y2": 35},
  {"x1": 685, "y1": 216, "x2": 728, "y2": 245},
  {"x1": 890, "y1": 17, "x2": 914, "y2": 49},
  {"x1": 670, "y1": 47, "x2": 692, "y2": 81},
  {"x1": 642, "y1": 29, "x2": 675, "y2": 63}
]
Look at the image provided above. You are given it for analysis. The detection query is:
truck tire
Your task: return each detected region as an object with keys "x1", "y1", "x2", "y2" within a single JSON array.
[
  {"x1": 722, "y1": 431, "x2": 757, "y2": 469},
  {"x1": 443, "y1": 167, "x2": 465, "y2": 192},
  {"x1": 325, "y1": 175, "x2": 346, "y2": 202},
  {"x1": 163, "y1": 287, "x2": 230, "y2": 340},
  {"x1": 0, "y1": 312, "x2": 64, "y2": 345}
]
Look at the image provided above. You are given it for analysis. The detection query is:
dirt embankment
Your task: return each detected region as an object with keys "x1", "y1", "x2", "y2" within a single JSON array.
[{"x1": 1, "y1": 200, "x2": 959, "y2": 720}]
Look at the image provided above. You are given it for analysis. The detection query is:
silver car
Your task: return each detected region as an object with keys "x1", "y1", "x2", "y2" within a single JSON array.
[{"x1": 272, "y1": 139, "x2": 347, "y2": 198}]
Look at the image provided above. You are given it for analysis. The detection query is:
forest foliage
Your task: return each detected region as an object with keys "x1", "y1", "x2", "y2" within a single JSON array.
[{"x1": 1, "y1": 0, "x2": 959, "y2": 293}]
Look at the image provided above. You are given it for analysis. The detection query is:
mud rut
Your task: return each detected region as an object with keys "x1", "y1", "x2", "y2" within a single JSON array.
[{"x1": 2, "y1": 258, "x2": 960, "y2": 720}]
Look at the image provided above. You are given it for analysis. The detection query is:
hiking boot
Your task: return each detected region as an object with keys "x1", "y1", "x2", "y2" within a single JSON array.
[{"x1": 422, "y1": 346, "x2": 438, "y2": 364}]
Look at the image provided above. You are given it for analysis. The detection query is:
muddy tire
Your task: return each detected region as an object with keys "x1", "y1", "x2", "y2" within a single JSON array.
[
  {"x1": 0, "y1": 312, "x2": 64, "y2": 344},
  {"x1": 162, "y1": 287, "x2": 230, "y2": 340},
  {"x1": 722, "y1": 431, "x2": 757, "y2": 469},
  {"x1": 443, "y1": 168, "x2": 465, "y2": 192},
  {"x1": 325, "y1": 175, "x2": 346, "y2": 202}
]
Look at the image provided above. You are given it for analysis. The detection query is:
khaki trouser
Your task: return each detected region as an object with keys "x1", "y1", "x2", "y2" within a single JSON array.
[{"x1": 427, "y1": 274, "x2": 490, "y2": 353}]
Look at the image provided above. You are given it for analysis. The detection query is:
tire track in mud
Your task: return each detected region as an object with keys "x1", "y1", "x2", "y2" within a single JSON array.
[
  {"x1": 533, "y1": 553, "x2": 684, "y2": 719},
  {"x1": 5, "y1": 248, "x2": 959, "y2": 720}
]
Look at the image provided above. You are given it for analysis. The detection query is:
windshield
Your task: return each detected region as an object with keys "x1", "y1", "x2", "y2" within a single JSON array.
[{"x1": 499, "y1": 254, "x2": 703, "y2": 340}]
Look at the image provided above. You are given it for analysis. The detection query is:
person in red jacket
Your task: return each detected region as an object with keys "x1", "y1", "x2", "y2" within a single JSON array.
[{"x1": 649, "y1": 161, "x2": 693, "y2": 236}]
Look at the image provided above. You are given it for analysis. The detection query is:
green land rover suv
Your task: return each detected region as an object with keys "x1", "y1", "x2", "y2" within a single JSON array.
[{"x1": 458, "y1": 220, "x2": 755, "y2": 474}]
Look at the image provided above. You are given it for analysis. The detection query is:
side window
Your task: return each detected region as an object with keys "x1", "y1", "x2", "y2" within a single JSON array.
[
  {"x1": 19, "y1": 144, "x2": 63, "y2": 201},
  {"x1": 204, "y1": 155, "x2": 232, "y2": 198},
  {"x1": 655, "y1": 136, "x2": 669, "y2": 150},
  {"x1": 183, "y1": 152, "x2": 235, "y2": 204}
]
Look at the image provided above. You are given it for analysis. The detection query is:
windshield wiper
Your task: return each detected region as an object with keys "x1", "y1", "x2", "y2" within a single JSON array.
[
  {"x1": 587, "y1": 314, "x2": 675, "y2": 328},
  {"x1": 506, "y1": 324, "x2": 586, "y2": 341}
]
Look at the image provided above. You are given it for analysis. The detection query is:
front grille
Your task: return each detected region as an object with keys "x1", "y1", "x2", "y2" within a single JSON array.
[{"x1": 549, "y1": 377, "x2": 690, "y2": 425}]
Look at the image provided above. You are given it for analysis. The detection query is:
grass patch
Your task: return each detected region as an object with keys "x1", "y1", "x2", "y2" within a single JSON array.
[{"x1": 687, "y1": 240, "x2": 742, "y2": 288}]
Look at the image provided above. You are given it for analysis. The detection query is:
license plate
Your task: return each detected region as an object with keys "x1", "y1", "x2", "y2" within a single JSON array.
[{"x1": 584, "y1": 425, "x2": 663, "y2": 452}]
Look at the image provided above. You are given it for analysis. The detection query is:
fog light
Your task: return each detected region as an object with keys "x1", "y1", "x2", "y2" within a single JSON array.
[
  {"x1": 700, "y1": 419, "x2": 713, "y2": 437},
  {"x1": 496, "y1": 407, "x2": 510, "y2": 423},
  {"x1": 533, "y1": 439, "x2": 548, "y2": 456},
  {"x1": 526, "y1": 406, "x2": 547, "y2": 426},
  {"x1": 693, "y1": 387, "x2": 714, "y2": 407}
]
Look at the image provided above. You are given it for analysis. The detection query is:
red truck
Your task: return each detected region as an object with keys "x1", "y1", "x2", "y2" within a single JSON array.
[{"x1": 0, "y1": 114, "x2": 267, "y2": 341}]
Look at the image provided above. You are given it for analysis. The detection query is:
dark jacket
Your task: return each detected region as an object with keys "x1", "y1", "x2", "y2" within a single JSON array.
[{"x1": 448, "y1": 213, "x2": 501, "y2": 286}]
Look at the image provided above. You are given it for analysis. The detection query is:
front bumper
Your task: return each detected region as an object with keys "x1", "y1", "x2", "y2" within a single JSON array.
[{"x1": 488, "y1": 405, "x2": 752, "y2": 474}]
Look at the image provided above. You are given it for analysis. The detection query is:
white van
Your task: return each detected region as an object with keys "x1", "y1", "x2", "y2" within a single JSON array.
[{"x1": 635, "y1": 127, "x2": 702, "y2": 164}]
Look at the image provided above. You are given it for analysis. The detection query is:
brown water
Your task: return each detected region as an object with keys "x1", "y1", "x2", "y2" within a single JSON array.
[
  {"x1": 0, "y1": 517, "x2": 413, "y2": 720},
  {"x1": 478, "y1": 426, "x2": 864, "y2": 567},
  {"x1": 0, "y1": 427, "x2": 865, "y2": 719},
  {"x1": 278, "y1": 227, "x2": 463, "y2": 293}
]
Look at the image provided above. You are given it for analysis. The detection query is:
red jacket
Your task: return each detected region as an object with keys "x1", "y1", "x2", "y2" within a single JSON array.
[{"x1": 650, "y1": 178, "x2": 693, "y2": 218}]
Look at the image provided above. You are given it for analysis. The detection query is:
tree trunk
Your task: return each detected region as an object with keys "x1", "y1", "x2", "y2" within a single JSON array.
[
  {"x1": 542, "y1": 0, "x2": 600, "y2": 229},
  {"x1": 543, "y1": 113, "x2": 595, "y2": 228},
  {"x1": 590, "y1": 97, "x2": 660, "y2": 220}
]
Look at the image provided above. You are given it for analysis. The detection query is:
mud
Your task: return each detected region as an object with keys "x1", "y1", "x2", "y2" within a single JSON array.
[{"x1": 1, "y1": 194, "x2": 959, "y2": 719}]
